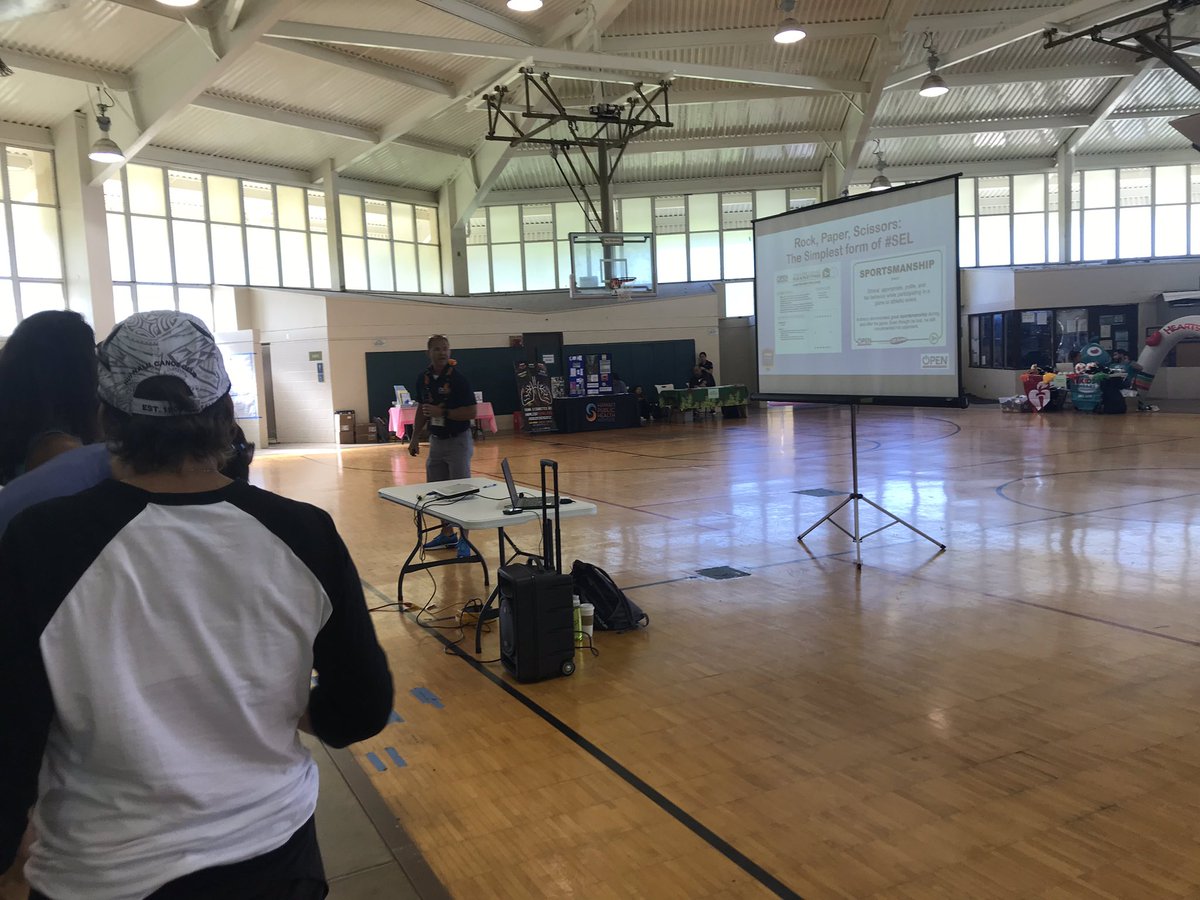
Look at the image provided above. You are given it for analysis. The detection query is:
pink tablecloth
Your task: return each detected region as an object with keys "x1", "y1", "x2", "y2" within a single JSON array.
[{"x1": 387, "y1": 402, "x2": 497, "y2": 435}]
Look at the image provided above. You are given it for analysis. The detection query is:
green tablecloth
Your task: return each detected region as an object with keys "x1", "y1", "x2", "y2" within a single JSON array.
[{"x1": 657, "y1": 384, "x2": 749, "y2": 411}]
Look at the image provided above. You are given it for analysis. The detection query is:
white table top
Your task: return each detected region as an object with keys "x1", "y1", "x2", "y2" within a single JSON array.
[{"x1": 378, "y1": 476, "x2": 597, "y2": 529}]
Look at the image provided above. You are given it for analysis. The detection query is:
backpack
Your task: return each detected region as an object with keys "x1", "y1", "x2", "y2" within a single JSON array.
[{"x1": 571, "y1": 560, "x2": 649, "y2": 632}]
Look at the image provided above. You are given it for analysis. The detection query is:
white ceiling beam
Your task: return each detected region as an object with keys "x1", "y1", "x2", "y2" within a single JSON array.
[
  {"x1": 888, "y1": 63, "x2": 1138, "y2": 90},
  {"x1": 0, "y1": 120, "x2": 52, "y2": 148},
  {"x1": 92, "y1": 0, "x2": 301, "y2": 184},
  {"x1": 259, "y1": 37, "x2": 455, "y2": 96},
  {"x1": 873, "y1": 115, "x2": 1092, "y2": 139},
  {"x1": 0, "y1": 44, "x2": 132, "y2": 91},
  {"x1": 415, "y1": 0, "x2": 540, "y2": 44},
  {"x1": 191, "y1": 93, "x2": 378, "y2": 142},
  {"x1": 265, "y1": 22, "x2": 870, "y2": 93},
  {"x1": 515, "y1": 130, "x2": 838, "y2": 156},
  {"x1": 224, "y1": 0, "x2": 247, "y2": 32},
  {"x1": 887, "y1": 0, "x2": 1133, "y2": 87},
  {"x1": 1064, "y1": 59, "x2": 1159, "y2": 153},
  {"x1": 1109, "y1": 107, "x2": 1198, "y2": 120},
  {"x1": 543, "y1": 0, "x2": 635, "y2": 50},
  {"x1": 139, "y1": 145, "x2": 315, "y2": 185}
]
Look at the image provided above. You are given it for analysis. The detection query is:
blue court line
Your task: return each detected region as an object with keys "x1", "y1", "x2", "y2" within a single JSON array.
[
  {"x1": 365, "y1": 752, "x2": 386, "y2": 772},
  {"x1": 388, "y1": 710, "x2": 404, "y2": 724},
  {"x1": 411, "y1": 687, "x2": 444, "y2": 709},
  {"x1": 385, "y1": 747, "x2": 407, "y2": 767}
]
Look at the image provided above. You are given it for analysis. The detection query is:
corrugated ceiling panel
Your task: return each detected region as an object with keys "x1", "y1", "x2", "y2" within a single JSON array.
[
  {"x1": 0, "y1": 0, "x2": 173, "y2": 71},
  {"x1": 454, "y1": 0, "x2": 580, "y2": 22},
  {"x1": 915, "y1": 0, "x2": 1075, "y2": 13},
  {"x1": 1074, "y1": 117, "x2": 1193, "y2": 154},
  {"x1": 922, "y1": 30, "x2": 1131, "y2": 73},
  {"x1": 336, "y1": 45, "x2": 504, "y2": 87},
  {"x1": 212, "y1": 44, "x2": 435, "y2": 130},
  {"x1": 290, "y1": 0, "x2": 507, "y2": 40},
  {"x1": 869, "y1": 129, "x2": 1065, "y2": 167},
  {"x1": 609, "y1": 0, "x2": 889, "y2": 34},
  {"x1": 151, "y1": 106, "x2": 364, "y2": 172},
  {"x1": 665, "y1": 94, "x2": 847, "y2": 134},
  {"x1": 1116, "y1": 67, "x2": 1200, "y2": 113},
  {"x1": 877, "y1": 78, "x2": 1112, "y2": 126},
  {"x1": 341, "y1": 143, "x2": 463, "y2": 193},
  {"x1": 621, "y1": 36, "x2": 879, "y2": 83},
  {"x1": 0, "y1": 68, "x2": 90, "y2": 128},
  {"x1": 408, "y1": 106, "x2": 489, "y2": 148}
]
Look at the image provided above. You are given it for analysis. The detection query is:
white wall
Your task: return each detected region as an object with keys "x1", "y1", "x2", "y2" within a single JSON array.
[{"x1": 215, "y1": 329, "x2": 269, "y2": 449}]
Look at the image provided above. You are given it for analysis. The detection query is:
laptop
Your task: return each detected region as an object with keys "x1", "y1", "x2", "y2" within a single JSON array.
[
  {"x1": 501, "y1": 458, "x2": 549, "y2": 511},
  {"x1": 425, "y1": 483, "x2": 479, "y2": 500}
]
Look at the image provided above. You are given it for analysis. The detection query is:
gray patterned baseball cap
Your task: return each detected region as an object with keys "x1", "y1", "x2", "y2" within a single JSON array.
[{"x1": 97, "y1": 311, "x2": 231, "y2": 416}]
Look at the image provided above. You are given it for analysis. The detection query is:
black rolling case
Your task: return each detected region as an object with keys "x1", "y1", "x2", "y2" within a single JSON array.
[{"x1": 489, "y1": 459, "x2": 577, "y2": 682}]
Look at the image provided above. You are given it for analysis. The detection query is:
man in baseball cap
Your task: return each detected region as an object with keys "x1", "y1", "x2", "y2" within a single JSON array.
[{"x1": 0, "y1": 311, "x2": 392, "y2": 900}]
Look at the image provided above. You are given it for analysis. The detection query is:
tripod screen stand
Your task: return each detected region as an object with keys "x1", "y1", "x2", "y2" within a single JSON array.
[{"x1": 797, "y1": 404, "x2": 946, "y2": 568}]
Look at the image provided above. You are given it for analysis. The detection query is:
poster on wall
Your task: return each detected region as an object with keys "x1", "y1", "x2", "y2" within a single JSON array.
[
  {"x1": 515, "y1": 360, "x2": 556, "y2": 432},
  {"x1": 567, "y1": 354, "x2": 585, "y2": 397},
  {"x1": 222, "y1": 350, "x2": 260, "y2": 420}
]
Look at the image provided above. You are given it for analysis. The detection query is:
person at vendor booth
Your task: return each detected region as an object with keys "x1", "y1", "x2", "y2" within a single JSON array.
[
  {"x1": 697, "y1": 352, "x2": 714, "y2": 377},
  {"x1": 688, "y1": 365, "x2": 715, "y2": 389},
  {"x1": 409, "y1": 334, "x2": 477, "y2": 557}
]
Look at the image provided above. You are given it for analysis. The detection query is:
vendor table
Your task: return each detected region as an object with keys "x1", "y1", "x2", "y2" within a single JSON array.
[
  {"x1": 657, "y1": 384, "x2": 750, "y2": 420},
  {"x1": 552, "y1": 394, "x2": 641, "y2": 432},
  {"x1": 387, "y1": 402, "x2": 498, "y2": 438}
]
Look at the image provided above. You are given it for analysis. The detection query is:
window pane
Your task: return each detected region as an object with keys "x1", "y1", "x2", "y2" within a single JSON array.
[
  {"x1": 1012, "y1": 212, "x2": 1046, "y2": 265},
  {"x1": 958, "y1": 178, "x2": 976, "y2": 216},
  {"x1": 557, "y1": 241, "x2": 571, "y2": 290},
  {"x1": 522, "y1": 204, "x2": 553, "y2": 242},
  {"x1": 657, "y1": 233, "x2": 687, "y2": 282},
  {"x1": 977, "y1": 177, "x2": 1010, "y2": 215},
  {"x1": 467, "y1": 211, "x2": 488, "y2": 245},
  {"x1": 131, "y1": 215, "x2": 172, "y2": 282},
  {"x1": 339, "y1": 195, "x2": 363, "y2": 237},
  {"x1": 391, "y1": 203, "x2": 415, "y2": 243},
  {"x1": 654, "y1": 197, "x2": 685, "y2": 234},
  {"x1": 108, "y1": 212, "x2": 135, "y2": 280},
  {"x1": 958, "y1": 218, "x2": 977, "y2": 268},
  {"x1": 1156, "y1": 205, "x2": 1187, "y2": 256},
  {"x1": 168, "y1": 171, "x2": 205, "y2": 220},
  {"x1": 246, "y1": 228, "x2": 279, "y2": 285},
  {"x1": 418, "y1": 245, "x2": 441, "y2": 293},
  {"x1": 1119, "y1": 167, "x2": 1151, "y2": 206},
  {"x1": 977, "y1": 215, "x2": 1011, "y2": 266},
  {"x1": 211, "y1": 224, "x2": 247, "y2": 285},
  {"x1": 415, "y1": 206, "x2": 438, "y2": 244},
  {"x1": 1047, "y1": 173, "x2": 1059, "y2": 212},
  {"x1": 277, "y1": 185, "x2": 306, "y2": 231},
  {"x1": 364, "y1": 198, "x2": 390, "y2": 240},
  {"x1": 307, "y1": 191, "x2": 327, "y2": 233},
  {"x1": 721, "y1": 192, "x2": 752, "y2": 230},
  {"x1": 789, "y1": 188, "x2": 819, "y2": 209},
  {"x1": 0, "y1": 280, "x2": 14, "y2": 336},
  {"x1": 1084, "y1": 169, "x2": 1116, "y2": 208},
  {"x1": 394, "y1": 242, "x2": 418, "y2": 292},
  {"x1": 1047, "y1": 213, "x2": 1061, "y2": 263},
  {"x1": 280, "y1": 230, "x2": 311, "y2": 288},
  {"x1": 243, "y1": 182, "x2": 274, "y2": 228},
  {"x1": 1082, "y1": 208, "x2": 1116, "y2": 259},
  {"x1": 7, "y1": 148, "x2": 55, "y2": 205},
  {"x1": 103, "y1": 177, "x2": 124, "y2": 213},
  {"x1": 367, "y1": 239, "x2": 394, "y2": 290},
  {"x1": 310, "y1": 234, "x2": 331, "y2": 289},
  {"x1": 1012, "y1": 174, "x2": 1044, "y2": 213},
  {"x1": 689, "y1": 231, "x2": 721, "y2": 281},
  {"x1": 467, "y1": 245, "x2": 490, "y2": 292},
  {"x1": 0, "y1": 217, "x2": 10, "y2": 276},
  {"x1": 688, "y1": 194, "x2": 718, "y2": 231},
  {"x1": 171, "y1": 220, "x2": 210, "y2": 284},
  {"x1": 1118, "y1": 206, "x2": 1151, "y2": 258},
  {"x1": 524, "y1": 241, "x2": 556, "y2": 290},
  {"x1": 619, "y1": 197, "x2": 651, "y2": 233},
  {"x1": 126, "y1": 164, "x2": 165, "y2": 216},
  {"x1": 755, "y1": 189, "x2": 786, "y2": 219},
  {"x1": 1157, "y1": 166, "x2": 1187, "y2": 204},
  {"x1": 177, "y1": 287, "x2": 214, "y2": 329},
  {"x1": 136, "y1": 283, "x2": 175, "y2": 312},
  {"x1": 554, "y1": 201, "x2": 586, "y2": 239},
  {"x1": 19, "y1": 281, "x2": 64, "y2": 316},
  {"x1": 491, "y1": 243, "x2": 522, "y2": 291},
  {"x1": 1191, "y1": 207, "x2": 1200, "y2": 255},
  {"x1": 342, "y1": 237, "x2": 367, "y2": 289},
  {"x1": 489, "y1": 206, "x2": 519, "y2": 243},
  {"x1": 1070, "y1": 210, "x2": 1080, "y2": 261},
  {"x1": 722, "y1": 229, "x2": 754, "y2": 279},
  {"x1": 725, "y1": 281, "x2": 754, "y2": 317},
  {"x1": 207, "y1": 176, "x2": 242, "y2": 224},
  {"x1": 112, "y1": 284, "x2": 134, "y2": 324},
  {"x1": 11, "y1": 205, "x2": 61, "y2": 278}
]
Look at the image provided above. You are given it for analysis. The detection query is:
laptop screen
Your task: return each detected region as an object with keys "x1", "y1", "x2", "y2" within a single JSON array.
[{"x1": 500, "y1": 458, "x2": 520, "y2": 505}]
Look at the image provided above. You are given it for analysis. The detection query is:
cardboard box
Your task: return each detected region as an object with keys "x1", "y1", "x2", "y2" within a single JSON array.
[{"x1": 335, "y1": 410, "x2": 356, "y2": 444}]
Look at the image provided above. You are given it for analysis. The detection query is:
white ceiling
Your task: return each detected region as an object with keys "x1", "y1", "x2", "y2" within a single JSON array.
[{"x1": 0, "y1": 0, "x2": 1197, "y2": 202}]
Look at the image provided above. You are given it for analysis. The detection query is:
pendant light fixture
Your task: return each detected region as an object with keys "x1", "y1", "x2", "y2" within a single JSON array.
[
  {"x1": 507, "y1": 0, "x2": 543, "y2": 11},
  {"x1": 88, "y1": 87, "x2": 124, "y2": 164},
  {"x1": 919, "y1": 32, "x2": 949, "y2": 98},
  {"x1": 773, "y1": 0, "x2": 806, "y2": 44},
  {"x1": 869, "y1": 141, "x2": 892, "y2": 192}
]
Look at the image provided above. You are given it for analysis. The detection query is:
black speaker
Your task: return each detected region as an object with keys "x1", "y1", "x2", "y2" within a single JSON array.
[{"x1": 498, "y1": 563, "x2": 576, "y2": 682}]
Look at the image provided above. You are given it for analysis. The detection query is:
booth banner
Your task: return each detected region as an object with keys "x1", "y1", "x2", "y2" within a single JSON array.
[{"x1": 515, "y1": 360, "x2": 556, "y2": 433}]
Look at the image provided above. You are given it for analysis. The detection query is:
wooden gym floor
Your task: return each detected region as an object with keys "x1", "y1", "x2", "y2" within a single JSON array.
[{"x1": 252, "y1": 405, "x2": 1200, "y2": 899}]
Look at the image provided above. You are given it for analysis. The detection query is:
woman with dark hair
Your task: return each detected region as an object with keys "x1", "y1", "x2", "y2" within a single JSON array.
[
  {"x1": 0, "y1": 311, "x2": 392, "y2": 900},
  {"x1": 0, "y1": 310, "x2": 99, "y2": 484}
]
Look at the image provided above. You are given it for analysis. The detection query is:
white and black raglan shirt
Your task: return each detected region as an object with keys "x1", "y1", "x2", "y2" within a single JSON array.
[{"x1": 0, "y1": 479, "x2": 394, "y2": 900}]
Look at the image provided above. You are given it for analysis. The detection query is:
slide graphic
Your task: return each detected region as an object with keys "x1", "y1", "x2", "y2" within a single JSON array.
[
  {"x1": 851, "y1": 250, "x2": 944, "y2": 349},
  {"x1": 774, "y1": 264, "x2": 842, "y2": 355}
]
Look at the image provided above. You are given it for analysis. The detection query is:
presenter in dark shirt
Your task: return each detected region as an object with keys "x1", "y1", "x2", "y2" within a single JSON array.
[
  {"x1": 697, "y1": 351, "x2": 714, "y2": 378},
  {"x1": 409, "y1": 334, "x2": 477, "y2": 556},
  {"x1": 688, "y1": 366, "x2": 716, "y2": 389}
]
